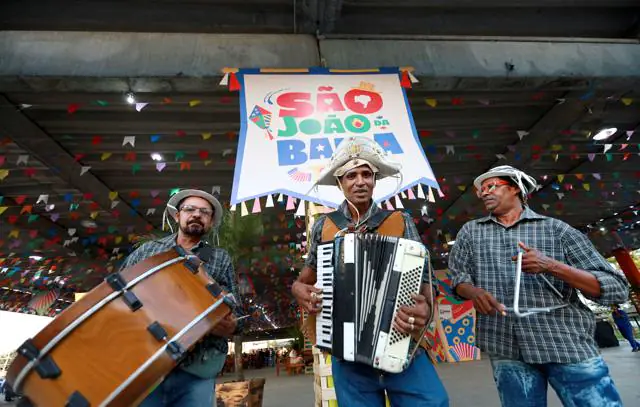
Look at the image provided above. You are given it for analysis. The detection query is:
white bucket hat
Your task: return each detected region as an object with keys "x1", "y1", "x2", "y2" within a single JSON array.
[
  {"x1": 163, "y1": 189, "x2": 223, "y2": 232},
  {"x1": 473, "y1": 165, "x2": 538, "y2": 200},
  {"x1": 314, "y1": 136, "x2": 402, "y2": 186}
]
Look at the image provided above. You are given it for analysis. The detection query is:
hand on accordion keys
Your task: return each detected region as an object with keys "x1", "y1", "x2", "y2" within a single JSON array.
[
  {"x1": 392, "y1": 293, "x2": 431, "y2": 336},
  {"x1": 292, "y1": 281, "x2": 323, "y2": 314}
]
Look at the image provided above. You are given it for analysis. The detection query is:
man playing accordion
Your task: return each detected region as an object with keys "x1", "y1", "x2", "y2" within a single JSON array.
[{"x1": 291, "y1": 136, "x2": 449, "y2": 407}]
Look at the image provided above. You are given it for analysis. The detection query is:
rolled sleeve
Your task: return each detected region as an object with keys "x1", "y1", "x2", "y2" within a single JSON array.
[
  {"x1": 560, "y1": 226, "x2": 629, "y2": 304},
  {"x1": 448, "y1": 224, "x2": 476, "y2": 300},
  {"x1": 304, "y1": 216, "x2": 325, "y2": 271}
]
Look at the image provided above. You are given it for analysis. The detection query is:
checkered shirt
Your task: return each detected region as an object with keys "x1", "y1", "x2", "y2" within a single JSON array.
[
  {"x1": 119, "y1": 234, "x2": 241, "y2": 356},
  {"x1": 448, "y1": 206, "x2": 629, "y2": 364}
]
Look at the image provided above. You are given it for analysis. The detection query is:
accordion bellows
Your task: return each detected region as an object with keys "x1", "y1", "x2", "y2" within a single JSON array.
[{"x1": 315, "y1": 233, "x2": 425, "y2": 373}]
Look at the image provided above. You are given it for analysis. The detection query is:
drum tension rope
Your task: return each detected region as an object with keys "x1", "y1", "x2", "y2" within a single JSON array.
[{"x1": 105, "y1": 272, "x2": 143, "y2": 311}]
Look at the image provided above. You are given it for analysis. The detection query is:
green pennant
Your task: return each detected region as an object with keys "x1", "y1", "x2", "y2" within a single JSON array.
[
  {"x1": 613, "y1": 172, "x2": 620, "y2": 179},
  {"x1": 175, "y1": 151, "x2": 186, "y2": 160},
  {"x1": 108, "y1": 226, "x2": 118, "y2": 234},
  {"x1": 606, "y1": 153, "x2": 613, "y2": 162},
  {"x1": 28, "y1": 214, "x2": 39, "y2": 223},
  {"x1": 170, "y1": 188, "x2": 180, "y2": 196},
  {"x1": 132, "y1": 163, "x2": 141, "y2": 175},
  {"x1": 95, "y1": 100, "x2": 109, "y2": 106},
  {"x1": 472, "y1": 130, "x2": 480, "y2": 139}
]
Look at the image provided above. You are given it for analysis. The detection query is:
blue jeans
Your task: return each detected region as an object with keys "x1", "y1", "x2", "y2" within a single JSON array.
[
  {"x1": 331, "y1": 349, "x2": 449, "y2": 407},
  {"x1": 490, "y1": 355, "x2": 623, "y2": 407},
  {"x1": 138, "y1": 368, "x2": 215, "y2": 407}
]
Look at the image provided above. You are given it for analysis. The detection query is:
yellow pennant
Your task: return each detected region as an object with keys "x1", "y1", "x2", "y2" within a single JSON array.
[
  {"x1": 0, "y1": 169, "x2": 9, "y2": 181},
  {"x1": 204, "y1": 160, "x2": 212, "y2": 166},
  {"x1": 583, "y1": 183, "x2": 590, "y2": 191},
  {"x1": 0, "y1": 206, "x2": 8, "y2": 215},
  {"x1": 101, "y1": 152, "x2": 112, "y2": 161},
  {"x1": 558, "y1": 174, "x2": 565, "y2": 183},
  {"x1": 425, "y1": 98, "x2": 437, "y2": 108},
  {"x1": 115, "y1": 236, "x2": 123, "y2": 244},
  {"x1": 90, "y1": 211, "x2": 99, "y2": 219},
  {"x1": 109, "y1": 191, "x2": 118, "y2": 201},
  {"x1": 201, "y1": 133, "x2": 212, "y2": 140},
  {"x1": 621, "y1": 98, "x2": 633, "y2": 106},
  {"x1": 9, "y1": 229, "x2": 19, "y2": 239},
  {"x1": 189, "y1": 100, "x2": 202, "y2": 107}
]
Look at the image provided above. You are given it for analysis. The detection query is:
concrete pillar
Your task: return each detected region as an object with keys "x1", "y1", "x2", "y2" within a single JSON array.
[{"x1": 612, "y1": 248, "x2": 640, "y2": 314}]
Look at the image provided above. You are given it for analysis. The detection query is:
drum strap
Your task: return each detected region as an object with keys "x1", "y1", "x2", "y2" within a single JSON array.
[{"x1": 321, "y1": 210, "x2": 405, "y2": 241}]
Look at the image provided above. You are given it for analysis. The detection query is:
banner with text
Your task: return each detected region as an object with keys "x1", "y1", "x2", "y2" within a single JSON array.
[{"x1": 231, "y1": 69, "x2": 439, "y2": 207}]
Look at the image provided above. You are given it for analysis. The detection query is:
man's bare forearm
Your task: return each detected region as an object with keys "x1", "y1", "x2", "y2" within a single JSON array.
[
  {"x1": 455, "y1": 282, "x2": 480, "y2": 300},
  {"x1": 295, "y1": 265, "x2": 317, "y2": 285}
]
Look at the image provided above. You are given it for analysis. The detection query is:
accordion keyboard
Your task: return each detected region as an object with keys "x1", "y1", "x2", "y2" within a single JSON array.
[{"x1": 315, "y1": 243, "x2": 334, "y2": 350}]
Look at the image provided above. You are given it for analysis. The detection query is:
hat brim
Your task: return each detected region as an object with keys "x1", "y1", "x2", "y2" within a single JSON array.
[
  {"x1": 314, "y1": 157, "x2": 401, "y2": 186},
  {"x1": 167, "y1": 189, "x2": 223, "y2": 229}
]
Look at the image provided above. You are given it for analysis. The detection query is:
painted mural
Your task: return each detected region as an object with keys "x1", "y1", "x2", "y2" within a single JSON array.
[{"x1": 425, "y1": 268, "x2": 481, "y2": 363}]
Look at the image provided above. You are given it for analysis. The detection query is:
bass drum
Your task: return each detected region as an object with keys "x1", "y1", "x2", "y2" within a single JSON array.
[{"x1": 6, "y1": 247, "x2": 233, "y2": 406}]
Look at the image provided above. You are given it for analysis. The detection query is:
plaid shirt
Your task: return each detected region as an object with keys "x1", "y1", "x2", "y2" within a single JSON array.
[
  {"x1": 449, "y1": 207, "x2": 629, "y2": 364},
  {"x1": 119, "y1": 234, "x2": 241, "y2": 357},
  {"x1": 306, "y1": 200, "x2": 433, "y2": 284}
]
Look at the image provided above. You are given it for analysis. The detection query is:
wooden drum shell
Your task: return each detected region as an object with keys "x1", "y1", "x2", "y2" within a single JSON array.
[{"x1": 6, "y1": 249, "x2": 231, "y2": 406}]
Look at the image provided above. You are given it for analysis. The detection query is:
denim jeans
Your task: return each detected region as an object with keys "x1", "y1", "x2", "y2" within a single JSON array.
[
  {"x1": 138, "y1": 368, "x2": 215, "y2": 407},
  {"x1": 331, "y1": 349, "x2": 449, "y2": 407},
  {"x1": 490, "y1": 355, "x2": 623, "y2": 407}
]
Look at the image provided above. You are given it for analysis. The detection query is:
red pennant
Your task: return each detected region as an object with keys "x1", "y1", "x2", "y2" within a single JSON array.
[
  {"x1": 92, "y1": 136, "x2": 102, "y2": 145},
  {"x1": 83, "y1": 193, "x2": 93, "y2": 200},
  {"x1": 152, "y1": 197, "x2": 163, "y2": 206},
  {"x1": 198, "y1": 150, "x2": 209, "y2": 160},
  {"x1": 229, "y1": 73, "x2": 241, "y2": 91},
  {"x1": 29, "y1": 230, "x2": 38, "y2": 239},
  {"x1": 15, "y1": 195, "x2": 27, "y2": 205},
  {"x1": 400, "y1": 71, "x2": 411, "y2": 88},
  {"x1": 24, "y1": 168, "x2": 36, "y2": 177},
  {"x1": 623, "y1": 153, "x2": 631, "y2": 161},
  {"x1": 419, "y1": 130, "x2": 432, "y2": 138},
  {"x1": 220, "y1": 96, "x2": 232, "y2": 104},
  {"x1": 124, "y1": 152, "x2": 137, "y2": 161},
  {"x1": 145, "y1": 224, "x2": 154, "y2": 232},
  {"x1": 162, "y1": 97, "x2": 172, "y2": 104},
  {"x1": 176, "y1": 130, "x2": 187, "y2": 138},
  {"x1": 74, "y1": 153, "x2": 86, "y2": 162},
  {"x1": 532, "y1": 154, "x2": 541, "y2": 160},
  {"x1": 451, "y1": 97, "x2": 464, "y2": 105},
  {"x1": 180, "y1": 162, "x2": 192, "y2": 171},
  {"x1": 70, "y1": 212, "x2": 80, "y2": 220},
  {"x1": 68, "y1": 104, "x2": 80, "y2": 114},
  {"x1": 112, "y1": 210, "x2": 120, "y2": 218},
  {"x1": 226, "y1": 132, "x2": 236, "y2": 141},
  {"x1": 532, "y1": 92, "x2": 545, "y2": 101},
  {"x1": 129, "y1": 191, "x2": 140, "y2": 198},
  {"x1": 89, "y1": 202, "x2": 100, "y2": 211},
  {"x1": 8, "y1": 215, "x2": 18, "y2": 224}
]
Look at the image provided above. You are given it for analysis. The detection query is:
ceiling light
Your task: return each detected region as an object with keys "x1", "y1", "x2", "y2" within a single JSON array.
[
  {"x1": 81, "y1": 219, "x2": 98, "y2": 228},
  {"x1": 592, "y1": 127, "x2": 617, "y2": 140},
  {"x1": 600, "y1": 227, "x2": 606, "y2": 232},
  {"x1": 125, "y1": 92, "x2": 136, "y2": 104},
  {"x1": 150, "y1": 153, "x2": 163, "y2": 161},
  {"x1": 29, "y1": 255, "x2": 43, "y2": 261},
  {"x1": 447, "y1": 240, "x2": 456, "y2": 245}
]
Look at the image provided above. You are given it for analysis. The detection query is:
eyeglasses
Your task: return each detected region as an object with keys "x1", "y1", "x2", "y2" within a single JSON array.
[
  {"x1": 476, "y1": 180, "x2": 511, "y2": 197},
  {"x1": 179, "y1": 205, "x2": 213, "y2": 217}
]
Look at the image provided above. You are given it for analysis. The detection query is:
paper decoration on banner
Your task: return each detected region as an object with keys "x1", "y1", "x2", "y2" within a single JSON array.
[
  {"x1": 252, "y1": 198, "x2": 261, "y2": 214},
  {"x1": 417, "y1": 184, "x2": 426, "y2": 199},
  {"x1": 240, "y1": 201, "x2": 249, "y2": 217},
  {"x1": 229, "y1": 68, "x2": 440, "y2": 208},
  {"x1": 385, "y1": 200, "x2": 394, "y2": 210},
  {"x1": 286, "y1": 196, "x2": 296, "y2": 211},
  {"x1": 394, "y1": 195, "x2": 404, "y2": 209},
  {"x1": 407, "y1": 188, "x2": 416, "y2": 200},
  {"x1": 230, "y1": 203, "x2": 236, "y2": 212},
  {"x1": 428, "y1": 186, "x2": 436, "y2": 203},
  {"x1": 295, "y1": 200, "x2": 306, "y2": 217},
  {"x1": 266, "y1": 194, "x2": 274, "y2": 208}
]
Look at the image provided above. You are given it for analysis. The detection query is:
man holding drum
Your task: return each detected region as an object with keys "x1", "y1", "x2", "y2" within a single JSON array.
[
  {"x1": 292, "y1": 136, "x2": 449, "y2": 407},
  {"x1": 119, "y1": 189, "x2": 241, "y2": 406},
  {"x1": 448, "y1": 165, "x2": 628, "y2": 407}
]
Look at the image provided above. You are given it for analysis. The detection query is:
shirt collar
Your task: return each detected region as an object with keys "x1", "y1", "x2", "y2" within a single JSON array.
[
  {"x1": 155, "y1": 233, "x2": 208, "y2": 250},
  {"x1": 338, "y1": 199, "x2": 380, "y2": 223},
  {"x1": 477, "y1": 206, "x2": 547, "y2": 224}
]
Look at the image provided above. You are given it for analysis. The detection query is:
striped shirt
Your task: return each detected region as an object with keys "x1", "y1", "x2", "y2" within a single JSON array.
[
  {"x1": 448, "y1": 207, "x2": 629, "y2": 364},
  {"x1": 119, "y1": 234, "x2": 241, "y2": 358}
]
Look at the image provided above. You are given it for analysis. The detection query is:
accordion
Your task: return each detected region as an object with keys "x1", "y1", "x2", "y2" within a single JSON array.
[{"x1": 315, "y1": 233, "x2": 426, "y2": 373}]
